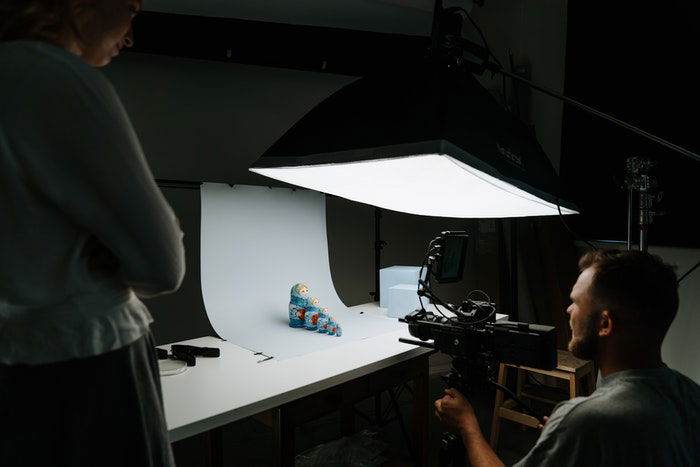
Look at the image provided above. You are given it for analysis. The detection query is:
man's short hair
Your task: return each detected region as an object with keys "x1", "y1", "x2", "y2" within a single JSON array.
[{"x1": 578, "y1": 250, "x2": 678, "y2": 339}]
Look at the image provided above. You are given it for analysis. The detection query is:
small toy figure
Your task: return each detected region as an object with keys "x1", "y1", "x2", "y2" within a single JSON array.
[
  {"x1": 287, "y1": 286, "x2": 341, "y2": 337},
  {"x1": 289, "y1": 283, "x2": 310, "y2": 328},
  {"x1": 304, "y1": 297, "x2": 321, "y2": 330},
  {"x1": 316, "y1": 307, "x2": 330, "y2": 333},
  {"x1": 327, "y1": 313, "x2": 341, "y2": 337}
]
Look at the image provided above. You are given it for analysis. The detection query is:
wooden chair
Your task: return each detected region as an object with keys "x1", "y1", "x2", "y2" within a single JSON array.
[{"x1": 489, "y1": 350, "x2": 596, "y2": 449}]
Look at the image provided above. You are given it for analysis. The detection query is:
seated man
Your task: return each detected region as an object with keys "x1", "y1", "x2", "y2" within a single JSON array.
[{"x1": 435, "y1": 250, "x2": 700, "y2": 466}]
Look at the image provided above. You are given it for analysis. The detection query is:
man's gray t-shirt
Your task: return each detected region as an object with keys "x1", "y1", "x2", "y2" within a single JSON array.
[{"x1": 514, "y1": 365, "x2": 700, "y2": 467}]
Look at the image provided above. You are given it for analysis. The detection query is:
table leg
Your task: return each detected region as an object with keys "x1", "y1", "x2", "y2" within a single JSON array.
[
  {"x1": 273, "y1": 407, "x2": 295, "y2": 467},
  {"x1": 412, "y1": 356, "x2": 429, "y2": 466},
  {"x1": 209, "y1": 427, "x2": 223, "y2": 467},
  {"x1": 341, "y1": 403, "x2": 355, "y2": 436}
]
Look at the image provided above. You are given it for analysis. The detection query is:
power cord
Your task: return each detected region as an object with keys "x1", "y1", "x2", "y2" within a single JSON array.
[
  {"x1": 678, "y1": 261, "x2": 700, "y2": 283},
  {"x1": 557, "y1": 198, "x2": 598, "y2": 251}
]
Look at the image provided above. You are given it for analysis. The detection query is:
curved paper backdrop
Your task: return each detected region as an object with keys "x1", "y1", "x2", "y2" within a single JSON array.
[{"x1": 200, "y1": 183, "x2": 403, "y2": 360}]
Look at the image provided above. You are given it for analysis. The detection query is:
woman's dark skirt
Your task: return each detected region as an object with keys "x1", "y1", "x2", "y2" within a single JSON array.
[{"x1": 0, "y1": 332, "x2": 175, "y2": 467}]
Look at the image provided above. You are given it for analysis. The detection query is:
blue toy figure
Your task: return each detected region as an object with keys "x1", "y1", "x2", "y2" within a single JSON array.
[
  {"x1": 304, "y1": 297, "x2": 321, "y2": 330},
  {"x1": 316, "y1": 307, "x2": 329, "y2": 333},
  {"x1": 327, "y1": 316, "x2": 337, "y2": 336},
  {"x1": 289, "y1": 283, "x2": 310, "y2": 328},
  {"x1": 287, "y1": 288, "x2": 342, "y2": 337},
  {"x1": 335, "y1": 325, "x2": 342, "y2": 337}
]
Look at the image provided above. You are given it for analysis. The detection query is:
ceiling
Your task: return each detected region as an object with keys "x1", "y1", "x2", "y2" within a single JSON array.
[{"x1": 142, "y1": 0, "x2": 475, "y2": 36}]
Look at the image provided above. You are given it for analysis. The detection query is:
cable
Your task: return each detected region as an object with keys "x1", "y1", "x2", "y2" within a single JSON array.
[
  {"x1": 420, "y1": 281, "x2": 459, "y2": 313},
  {"x1": 419, "y1": 284, "x2": 454, "y2": 319},
  {"x1": 424, "y1": 283, "x2": 496, "y2": 325},
  {"x1": 678, "y1": 260, "x2": 700, "y2": 284},
  {"x1": 508, "y1": 49, "x2": 522, "y2": 118},
  {"x1": 488, "y1": 380, "x2": 546, "y2": 423},
  {"x1": 418, "y1": 257, "x2": 428, "y2": 312},
  {"x1": 466, "y1": 289, "x2": 491, "y2": 302},
  {"x1": 556, "y1": 198, "x2": 598, "y2": 251},
  {"x1": 434, "y1": 302, "x2": 452, "y2": 318},
  {"x1": 527, "y1": 373, "x2": 551, "y2": 388},
  {"x1": 418, "y1": 238, "x2": 452, "y2": 318},
  {"x1": 453, "y1": 6, "x2": 504, "y2": 70},
  {"x1": 461, "y1": 302, "x2": 496, "y2": 325},
  {"x1": 417, "y1": 240, "x2": 440, "y2": 311},
  {"x1": 448, "y1": 8, "x2": 518, "y2": 118}
]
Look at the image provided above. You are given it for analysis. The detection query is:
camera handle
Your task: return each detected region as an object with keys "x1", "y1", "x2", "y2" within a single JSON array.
[
  {"x1": 437, "y1": 386, "x2": 543, "y2": 467},
  {"x1": 437, "y1": 360, "x2": 476, "y2": 467},
  {"x1": 399, "y1": 338, "x2": 545, "y2": 466}
]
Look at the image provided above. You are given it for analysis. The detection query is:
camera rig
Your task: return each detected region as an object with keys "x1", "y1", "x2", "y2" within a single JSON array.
[
  {"x1": 399, "y1": 231, "x2": 556, "y2": 373},
  {"x1": 398, "y1": 232, "x2": 557, "y2": 439},
  {"x1": 401, "y1": 308, "x2": 557, "y2": 376},
  {"x1": 397, "y1": 231, "x2": 558, "y2": 465}
]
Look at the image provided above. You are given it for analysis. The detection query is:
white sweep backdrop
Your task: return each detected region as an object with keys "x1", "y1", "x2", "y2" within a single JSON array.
[{"x1": 200, "y1": 183, "x2": 404, "y2": 360}]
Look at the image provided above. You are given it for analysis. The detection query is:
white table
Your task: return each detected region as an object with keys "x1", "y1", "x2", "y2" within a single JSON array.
[{"x1": 160, "y1": 303, "x2": 435, "y2": 466}]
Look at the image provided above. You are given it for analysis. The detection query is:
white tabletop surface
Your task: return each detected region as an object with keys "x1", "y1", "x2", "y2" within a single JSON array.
[{"x1": 160, "y1": 303, "x2": 434, "y2": 441}]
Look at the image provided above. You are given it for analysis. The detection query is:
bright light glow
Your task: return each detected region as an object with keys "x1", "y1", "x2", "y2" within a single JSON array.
[{"x1": 251, "y1": 154, "x2": 578, "y2": 218}]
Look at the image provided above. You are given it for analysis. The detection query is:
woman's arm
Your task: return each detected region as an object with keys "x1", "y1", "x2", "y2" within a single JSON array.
[{"x1": 10, "y1": 53, "x2": 185, "y2": 297}]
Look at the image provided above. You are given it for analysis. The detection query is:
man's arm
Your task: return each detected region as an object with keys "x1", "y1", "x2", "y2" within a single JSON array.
[{"x1": 435, "y1": 388, "x2": 505, "y2": 467}]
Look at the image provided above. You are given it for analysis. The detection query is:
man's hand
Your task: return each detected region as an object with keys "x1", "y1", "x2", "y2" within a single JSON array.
[
  {"x1": 537, "y1": 416, "x2": 549, "y2": 430},
  {"x1": 435, "y1": 388, "x2": 505, "y2": 467},
  {"x1": 434, "y1": 388, "x2": 480, "y2": 437}
]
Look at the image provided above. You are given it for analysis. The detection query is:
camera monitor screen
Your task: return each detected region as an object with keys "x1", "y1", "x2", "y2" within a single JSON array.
[{"x1": 434, "y1": 232, "x2": 468, "y2": 283}]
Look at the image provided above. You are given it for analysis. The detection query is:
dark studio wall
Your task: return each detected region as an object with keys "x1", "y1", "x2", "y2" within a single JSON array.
[{"x1": 561, "y1": 1, "x2": 700, "y2": 248}]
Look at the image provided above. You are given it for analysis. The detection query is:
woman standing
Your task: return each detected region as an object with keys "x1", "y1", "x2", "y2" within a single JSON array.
[{"x1": 0, "y1": 1, "x2": 184, "y2": 465}]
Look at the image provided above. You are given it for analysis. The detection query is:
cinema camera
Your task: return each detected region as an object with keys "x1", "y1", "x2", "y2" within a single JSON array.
[
  {"x1": 400, "y1": 231, "x2": 556, "y2": 406},
  {"x1": 397, "y1": 231, "x2": 557, "y2": 465},
  {"x1": 400, "y1": 230, "x2": 556, "y2": 369}
]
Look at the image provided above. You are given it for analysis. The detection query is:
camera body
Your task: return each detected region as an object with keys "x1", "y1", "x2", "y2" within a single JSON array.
[{"x1": 403, "y1": 309, "x2": 557, "y2": 370}]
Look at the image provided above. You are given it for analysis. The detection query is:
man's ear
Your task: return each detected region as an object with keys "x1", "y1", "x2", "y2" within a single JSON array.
[{"x1": 599, "y1": 310, "x2": 613, "y2": 337}]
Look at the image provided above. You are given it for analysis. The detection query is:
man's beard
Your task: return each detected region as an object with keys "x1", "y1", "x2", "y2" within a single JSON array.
[{"x1": 568, "y1": 312, "x2": 600, "y2": 360}]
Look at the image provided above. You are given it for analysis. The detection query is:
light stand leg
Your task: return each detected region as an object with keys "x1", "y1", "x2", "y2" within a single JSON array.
[
  {"x1": 639, "y1": 179, "x2": 652, "y2": 252},
  {"x1": 627, "y1": 185, "x2": 634, "y2": 251},
  {"x1": 372, "y1": 207, "x2": 387, "y2": 302}
]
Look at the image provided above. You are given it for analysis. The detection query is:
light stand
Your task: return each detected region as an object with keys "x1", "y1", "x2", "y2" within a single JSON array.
[
  {"x1": 487, "y1": 62, "x2": 697, "y2": 254},
  {"x1": 624, "y1": 157, "x2": 658, "y2": 252}
]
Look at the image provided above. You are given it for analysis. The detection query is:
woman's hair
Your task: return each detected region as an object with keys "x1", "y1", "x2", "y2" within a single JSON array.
[{"x1": 0, "y1": 0, "x2": 91, "y2": 45}]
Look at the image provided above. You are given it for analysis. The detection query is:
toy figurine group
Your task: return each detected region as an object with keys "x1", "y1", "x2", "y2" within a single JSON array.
[{"x1": 289, "y1": 283, "x2": 342, "y2": 337}]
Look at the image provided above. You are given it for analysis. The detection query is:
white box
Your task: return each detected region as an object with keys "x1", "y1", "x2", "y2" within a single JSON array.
[
  {"x1": 379, "y1": 266, "x2": 424, "y2": 308},
  {"x1": 387, "y1": 283, "x2": 422, "y2": 319}
]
